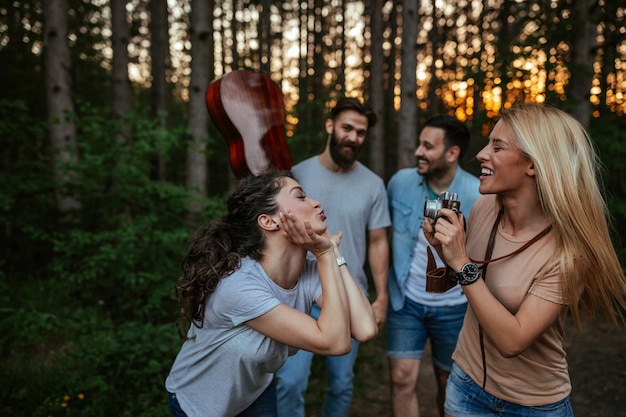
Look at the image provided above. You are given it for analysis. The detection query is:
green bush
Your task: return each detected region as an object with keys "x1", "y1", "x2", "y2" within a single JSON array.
[{"x1": 0, "y1": 100, "x2": 227, "y2": 416}]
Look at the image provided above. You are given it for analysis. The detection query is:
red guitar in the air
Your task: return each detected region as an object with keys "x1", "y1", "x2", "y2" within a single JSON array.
[{"x1": 205, "y1": 70, "x2": 292, "y2": 178}]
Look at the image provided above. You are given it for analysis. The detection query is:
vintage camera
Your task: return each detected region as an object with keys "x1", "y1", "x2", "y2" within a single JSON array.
[{"x1": 424, "y1": 191, "x2": 461, "y2": 219}]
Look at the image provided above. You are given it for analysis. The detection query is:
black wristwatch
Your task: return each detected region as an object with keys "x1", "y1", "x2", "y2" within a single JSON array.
[{"x1": 454, "y1": 263, "x2": 480, "y2": 286}]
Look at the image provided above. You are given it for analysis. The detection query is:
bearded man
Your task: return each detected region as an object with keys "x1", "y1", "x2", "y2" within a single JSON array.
[{"x1": 276, "y1": 97, "x2": 391, "y2": 417}]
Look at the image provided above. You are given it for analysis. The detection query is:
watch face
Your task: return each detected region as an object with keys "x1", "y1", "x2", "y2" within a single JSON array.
[
  {"x1": 459, "y1": 263, "x2": 480, "y2": 284},
  {"x1": 463, "y1": 263, "x2": 479, "y2": 277}
]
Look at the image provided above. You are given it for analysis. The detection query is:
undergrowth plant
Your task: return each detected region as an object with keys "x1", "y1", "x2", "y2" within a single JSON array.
[{"x1": 0, "y1": 100, "x2": 226, "y2": 417}]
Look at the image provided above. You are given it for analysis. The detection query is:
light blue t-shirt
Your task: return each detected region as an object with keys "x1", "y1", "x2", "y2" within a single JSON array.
[
  {"x1": 165, "y1": 257, "x2": 322, "y2": 417},
  {"x1": 292, "y1": 156, "x2": 391, "y2": 293}
]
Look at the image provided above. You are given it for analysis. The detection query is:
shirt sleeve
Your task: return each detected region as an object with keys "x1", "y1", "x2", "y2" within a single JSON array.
[
  {"x1": 368, "y1": 178, "x2": 392, "y2": 230},
  {"x1": 528, "y1": 261, "x2": 568, "y2": 305},
  {"x1": 212, "y1": 272, "x2": 282, "y2": 326}
]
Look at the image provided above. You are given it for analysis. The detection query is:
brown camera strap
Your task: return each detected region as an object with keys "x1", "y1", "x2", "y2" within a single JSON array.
[{"x1": 475, "y1": 209, "x2": 552, "y2": 389}]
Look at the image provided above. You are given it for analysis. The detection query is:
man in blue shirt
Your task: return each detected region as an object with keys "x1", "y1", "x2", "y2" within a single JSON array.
[{"x1": 387, "y1": 115, "x2": 480, "y2": 417}]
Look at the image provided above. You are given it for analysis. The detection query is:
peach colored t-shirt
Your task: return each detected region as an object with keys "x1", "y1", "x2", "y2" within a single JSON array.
[{"x1": 452, "y1": 194, "x2": 572, "y2": 406}]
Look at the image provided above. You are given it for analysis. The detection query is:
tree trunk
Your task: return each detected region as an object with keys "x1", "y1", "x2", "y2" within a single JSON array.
[
  {"x1": 259, "y1": 0, "x2": 271, "y2": 73},
  {"x1": 567, "y1": 0, "x2": 597, "y2": 128},
  {"x1": 338, "y1": 0, "x2": 345, "y2": 91},
  {"x1": 42, "y1": 0, "x2": 80, "y2": 214},
  {"x1": 369, "y1": 0, "x2": 385, "y2": 178},
  {"x1": 496, "y1": 0, "x2": 514, "y2": 108},
  {"x1": 426, "y1": 2, "x2": 444, "y2": 114},
  {"x1": 231, "y1": 0, "x2": 240, "y2": 71},
  {"x1": 150, "y1": 0, "x2": 170, "y2": 180},
  {"x1": 598, "y1": 1, "x2": 618, "y2": 118},
  {"x1": 298, "y1": 0, "x2": 310, "y2": 102},
  {"x1": 397, "y1": 0, "x2": 418, "y2": 169},
  {"x1": 313, "y1": 0, "x2": 326, "y2": 105},
  {"x1": 150, "y1": 0, "x2": 169, "y2": 118},
  {"x1": 187, "y1": 0, "x2": 211, "y2": 227},
  {"x1": 386, "y1": 2, "x2": 400, "y2": 173},
  {"x1": 111, "y1": 0, "x2": 131, "y2": 140}
]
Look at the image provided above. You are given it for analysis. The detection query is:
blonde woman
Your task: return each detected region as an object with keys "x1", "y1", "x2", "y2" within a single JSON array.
[{"x1": 424, "y1": 103, "x2": 626, "y2": 417}]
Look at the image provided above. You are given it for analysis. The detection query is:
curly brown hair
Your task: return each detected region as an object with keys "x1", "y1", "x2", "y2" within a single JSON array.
[{"x1": 175, "y1": 170, "x2": 294, "y2": 338}]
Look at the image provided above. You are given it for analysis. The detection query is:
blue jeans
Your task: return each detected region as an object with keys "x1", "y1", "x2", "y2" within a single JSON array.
[
  {"x1": 445, "y1": 362, "x2": 574, "y2": 417},
  {"x1": 168, "y1": 381, "x2": 277, "y2": 417},
  {"x1": 275, "y1": 304, "x2": 360, "y2": 417},
  {"x1": 168, "y1": 392, "x2": 187, "y2": 417},
  {"x1": 386, "y1": 298, "x2": 466, "y2": 372}
]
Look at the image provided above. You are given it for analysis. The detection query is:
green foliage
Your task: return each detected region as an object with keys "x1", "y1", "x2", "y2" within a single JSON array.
[
  {"x1": 50, "y1": 103, "x2": 192, "y2": 323},
  {"x1": 0, "y1": 100, "x2": 57, "y2": 282},
  {"x1": 0, "y1": 100, "x2": 227, "y2": 416},
  {"x1": 0, "y1": 314, "x2": 179, "y2": 417}
]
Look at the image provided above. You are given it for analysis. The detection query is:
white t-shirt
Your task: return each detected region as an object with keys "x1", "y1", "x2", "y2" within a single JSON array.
[{"x1": 405, "y1": 228, "x2": 468, "y2": 306}]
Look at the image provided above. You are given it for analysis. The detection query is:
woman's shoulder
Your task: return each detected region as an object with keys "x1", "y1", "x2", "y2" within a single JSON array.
[
  {"x1": 210, "y1": 258, "x2": 283, "y2": 323},
  {"x1": 215, "y1": 258, "x2": 263, "y2": 292},
  {"x1": 467, "y1": 195, "x2": 499, "y2": 229}
]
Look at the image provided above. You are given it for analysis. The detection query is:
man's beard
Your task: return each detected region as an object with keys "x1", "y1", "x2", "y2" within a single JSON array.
[
  {"x1": 419, "y1": 153, "x2": 452, "y2": 180},
  {"x1": 329, "y1": 130, "x2": 360, "y2": 169}
]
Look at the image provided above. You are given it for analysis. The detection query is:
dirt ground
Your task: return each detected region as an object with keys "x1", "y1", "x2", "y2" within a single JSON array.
[{"x1": 305, "y1": 315, "x2": 626, "y2": 417}]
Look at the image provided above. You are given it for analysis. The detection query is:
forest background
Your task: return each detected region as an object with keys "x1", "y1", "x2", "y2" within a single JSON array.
[{"x1": 1, "y1": 0, "x2": 625, "y2": 416}]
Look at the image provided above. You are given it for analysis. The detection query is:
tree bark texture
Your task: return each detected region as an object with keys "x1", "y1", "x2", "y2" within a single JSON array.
[
  {"x1": 186, "y1": 0, "x2": 211, "y2": 224},
  {"x1": 43, "y1": 0, "x2": 80, "y2": 213},
  {"x1": 111, "y1": 0, "x2": 131, "y2": 137},
  {"x1": 150, "y1": 0, "x2": 170, "y2": 180},
  {"x1": 397, "y1": 0, "x2": 418, "y2": 169},
  {"x1": 369, "y1": 0, "x2": 385, "y2": 178},
  {"x1": 567, "y1": 0, "x2": 597, "y2": 128}
]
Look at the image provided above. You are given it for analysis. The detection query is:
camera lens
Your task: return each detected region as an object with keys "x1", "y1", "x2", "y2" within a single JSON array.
[{"x1": 424, "y1": 199, "x2": 443, "y2": 219}]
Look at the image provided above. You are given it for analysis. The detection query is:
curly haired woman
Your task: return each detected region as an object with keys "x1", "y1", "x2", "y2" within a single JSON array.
[{"x1": 166, "y1": 170, "x2": 377, "y2": 417}]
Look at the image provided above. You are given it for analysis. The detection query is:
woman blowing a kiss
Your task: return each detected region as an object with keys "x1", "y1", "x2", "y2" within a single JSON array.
[{"x1": 166, "y1": 170, "x2": 377, "y2": 417}]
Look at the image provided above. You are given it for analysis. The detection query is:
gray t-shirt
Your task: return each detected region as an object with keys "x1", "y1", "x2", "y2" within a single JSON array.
[
  {"x1": 292, "y1": 157, "x2": 391, "y2": 293},
  {"x1": 165, "y1": 257, "x2": 322, "y2": 417}
]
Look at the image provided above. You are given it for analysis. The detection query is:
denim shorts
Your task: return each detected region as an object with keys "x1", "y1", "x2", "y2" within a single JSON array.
[
  {"x1": 445, "y1": 362, "x2": 574, "y2": 417},
  {"x1": 386, "y1": 298, "x2": 466, "y2": 372}
]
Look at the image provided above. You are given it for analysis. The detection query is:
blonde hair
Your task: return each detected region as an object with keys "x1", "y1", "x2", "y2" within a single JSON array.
[{"x1": 499, "y1": 103, "x2": 626, "y2": 328}]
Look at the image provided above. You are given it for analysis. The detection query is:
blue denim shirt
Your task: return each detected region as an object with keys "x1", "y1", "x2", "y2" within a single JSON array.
[{"x1": 387, "y1": 167, "x2": 481, "y2": 312}]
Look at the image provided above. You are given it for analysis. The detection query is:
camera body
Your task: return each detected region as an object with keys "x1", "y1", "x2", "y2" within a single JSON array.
[{"x1": 424, "y1": 191, "x2": 461, "y2": 219}]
